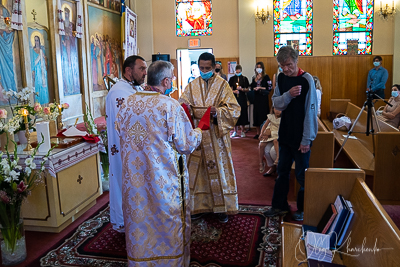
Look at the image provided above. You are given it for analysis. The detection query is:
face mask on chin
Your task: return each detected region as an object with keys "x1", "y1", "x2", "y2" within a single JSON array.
[{"x1": 200, "y1": 70, "x2": 213, "y2": 80}]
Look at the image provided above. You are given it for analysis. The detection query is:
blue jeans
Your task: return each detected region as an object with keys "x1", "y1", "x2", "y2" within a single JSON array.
[{"x1": 271, "y1": 143, "x2": 310, "y2": 212}]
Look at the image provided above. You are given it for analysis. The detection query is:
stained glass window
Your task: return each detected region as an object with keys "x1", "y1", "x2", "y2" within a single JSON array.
[
  {"x1": 332, "y1": 0, "x2": 374, "y2": 55},
  {"x1": 176, "y1": 0, "x2": 212, "y2": 37},
  {"x1": 273, "y1": 0, "x2": 313, "y2": 56}
]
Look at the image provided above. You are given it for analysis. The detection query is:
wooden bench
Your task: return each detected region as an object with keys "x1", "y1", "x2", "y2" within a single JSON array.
[
  {"x1": 282, "y1": 168, "x2": 400, "y2": 266},
  {"x1": 322, "y1": 99, "x2": 400, "y2": 203},
  {"x1": 293, "y1": 118, "x2": 335, "y2": 196}
]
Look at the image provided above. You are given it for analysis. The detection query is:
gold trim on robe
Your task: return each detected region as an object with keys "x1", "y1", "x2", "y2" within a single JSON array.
[{"x1": 179, "y1": 75, "x2": 241, "y2": 214}]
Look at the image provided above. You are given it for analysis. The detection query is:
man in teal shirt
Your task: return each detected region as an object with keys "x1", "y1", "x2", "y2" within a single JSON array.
[{"x1": 367, "y1": 56, "x2": 388, "y2": 99}]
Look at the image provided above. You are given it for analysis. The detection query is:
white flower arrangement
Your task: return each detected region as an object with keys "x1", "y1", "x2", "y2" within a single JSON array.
[{"x1": 2, "y1": 87, "x2": 35, "y2": 105}]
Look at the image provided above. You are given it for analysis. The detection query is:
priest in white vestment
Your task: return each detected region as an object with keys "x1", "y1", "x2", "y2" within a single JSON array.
[
  {"x1": 106, "y1": 55, "x2": 147, "y2": 232},
  {"x1": 115, "y1": 60, "x2": 202, "y2": 266},
  {"x1": 179, "y1": 52, "x2": 241, "y2": 223}
]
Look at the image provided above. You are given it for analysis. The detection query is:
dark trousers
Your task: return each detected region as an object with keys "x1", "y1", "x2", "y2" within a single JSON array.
[{"x1": 271, "y1": 143, "x2": 310, "y2": 212}]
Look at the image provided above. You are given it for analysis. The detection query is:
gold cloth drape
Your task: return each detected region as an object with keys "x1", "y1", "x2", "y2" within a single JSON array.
[{"x1": 179, "y1": 75, "x2": 241, "y2": 214}]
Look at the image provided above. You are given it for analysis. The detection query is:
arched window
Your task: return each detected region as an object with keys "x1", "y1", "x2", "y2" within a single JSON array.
[
  {"x1": 273, "y1": 0, "x2": 313, "y2": 56},
  {"x1": 333, "y1": 0, "x2": 374, "y2": 55}
]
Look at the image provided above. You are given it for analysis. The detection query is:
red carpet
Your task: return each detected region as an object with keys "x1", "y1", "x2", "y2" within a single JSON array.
[{"x1": 39, "y1": 205, "x2": 282, "y2": 267}]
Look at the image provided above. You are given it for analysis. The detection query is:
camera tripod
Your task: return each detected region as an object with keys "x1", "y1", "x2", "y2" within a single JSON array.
[{"x1": 334, "y1": 90, "x2": 392, "y2": 162}]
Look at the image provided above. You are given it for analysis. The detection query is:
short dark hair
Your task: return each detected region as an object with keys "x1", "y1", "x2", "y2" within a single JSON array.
[
  {"x1": 235, "y1": 65, "x2": 242, "y2": 71},
  {"x1": 373, "y1": 56, "x2": 382, "y2": 62},
  {"x1": 392, "y1": 84, "x2": 400, "y2": 90},
  {"x1": 147, "y1": 60, "x2": 174, "y2": 86},
  {"x1": 198, "y1": 52, "x2": 215, "y2": 67},
  {"x1": 123, "y1": 55, "x2": 145, "y2": 73}
]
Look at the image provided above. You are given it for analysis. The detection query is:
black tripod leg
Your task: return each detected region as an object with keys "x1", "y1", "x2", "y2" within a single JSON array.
[{"x1": 334, "y1": 103, "x2": 367, "y2": 162}]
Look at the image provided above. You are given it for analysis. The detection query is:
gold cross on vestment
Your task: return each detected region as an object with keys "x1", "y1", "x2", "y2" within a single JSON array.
[{"x1": 31, "y1": 9, "x2": 37, "y2": 22}]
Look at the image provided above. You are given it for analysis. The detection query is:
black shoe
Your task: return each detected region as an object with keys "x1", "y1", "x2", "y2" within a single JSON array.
[
  {"x1": 191, "y1": 213, "x2": 205, "y2": 220},
  {"x1": 292, "y1": 211, "x2": 304, "y2": 221},
  {"x1": 263, "y1": 166, "x2": 276, "y2": 177},
  {"x1": 253, "y1": 134, "x2": 259, "y2": 139},
  {"x1": 216, "y1": 213, "x2": 229, "y2": 223},
  {"x1": 263, "y1": 207, "x2": 289, "y2": 217}
]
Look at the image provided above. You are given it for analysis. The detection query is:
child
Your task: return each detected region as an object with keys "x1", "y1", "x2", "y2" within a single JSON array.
[
  {"x1": 313, "y1": 76, "x2": 323, "y2": 117},
  {"x1": 259, "y1": 106, "x2": 281, "y2": 174}
]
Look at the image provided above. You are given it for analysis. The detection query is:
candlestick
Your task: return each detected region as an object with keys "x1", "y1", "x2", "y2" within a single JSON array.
[
  {"x1": 22, "y1": 109, "x2": 28, "y2": 124},
  {"x1": 22, "y1": 109, "x2": 33, "y2": 151},
  {"x1": 58, "y1": 105, "x2": 63, "y2": 131}
]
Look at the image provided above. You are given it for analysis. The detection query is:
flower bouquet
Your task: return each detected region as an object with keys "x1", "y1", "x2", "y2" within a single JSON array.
[
  {"x1": 0, "y1": 137, "x2": 52, "y2": 265},
  {"x1": 83, "y1": 104, "x2": 109, "y2": 189}
]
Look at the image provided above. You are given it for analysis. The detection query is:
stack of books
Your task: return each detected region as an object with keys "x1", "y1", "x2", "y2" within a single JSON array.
[{"x1": 302, "y1": 195, "x2": 355, "y2": 265}]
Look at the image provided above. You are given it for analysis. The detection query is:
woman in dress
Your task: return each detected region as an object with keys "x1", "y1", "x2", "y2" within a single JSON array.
[
  {"x1": 382, "y1": 84, "x2": 400, "y2": 128},
  {"x1": 229, "y1": 64, "x2": 249, "y2": 138},
  {"x1": 250, "y1": 62, "x2": 272, "y2": 139}
]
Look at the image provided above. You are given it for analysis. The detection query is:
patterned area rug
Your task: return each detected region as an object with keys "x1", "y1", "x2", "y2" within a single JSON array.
[{"x1": 40, "y1": 205, "x2": 281, "y2": 267}]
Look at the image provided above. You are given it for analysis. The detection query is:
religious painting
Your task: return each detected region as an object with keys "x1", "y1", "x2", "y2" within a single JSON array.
[
  {"x1": 176, "y1": 0, "x2": 212, "y2": 37},
  {"x1": 346, "y1": 39, "x2": 358, "y2": 55},
  {"x1": 125, "y1": 7, "x2": 137, "y2": 58},
  {"x1": 88, "y1": 0, "x2": 121, "y2": 13},
  {"x1": 273, "y1": 0, "x2": 313, "y2": 56},
  {"x1": 88, "y1": 5, "x2": 122, "y2": 91},
  {"x1": 28, "y1": 23, "x2": 53, "y2": 104},
  {"x1": 332, "y1": 0, "x2": 373, "y2": 55},
  {"x1": 0, "y1": 0, "x2": 23, "y2": 105},
  {"x1": 60, "y1": 1, "x2": 81, "y2": 96}
]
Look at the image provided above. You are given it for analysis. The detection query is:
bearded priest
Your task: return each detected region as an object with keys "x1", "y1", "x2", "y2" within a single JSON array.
[
  {"x1": 105, "y1": 55, "x2": 147, "y2": 233},
  {"x1": 115, "y1": 60, "x2": 203, "y2": 267}
]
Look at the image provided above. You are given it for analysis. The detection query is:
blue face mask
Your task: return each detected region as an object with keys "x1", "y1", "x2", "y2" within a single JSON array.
[
  {"x1": 235, "y1": 72, "x2": 242, "y2": 76},
  {"x1": 200, "y1": 70, "x2": 213, "y2": 80},
  {"x1": 164, "y1": 81, "x2": 173, "y2": 95},
  {"x1": 373, "y1": 61, "x2": 380, "y2": 67},
  {"x1": 392, "y1": 91, "x2": 399, "y2": 98}
]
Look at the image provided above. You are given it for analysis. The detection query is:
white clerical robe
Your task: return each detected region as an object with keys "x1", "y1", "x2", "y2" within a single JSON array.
[
  {"x1": 179, "y1": 75, "x2": 241, "y2": 215},
  {"x1": 115, "y1": 91, "x2": 202, "y2": 267},
  {"x1": 106, "y1": 80, "x2": 143, "y2": 231}
]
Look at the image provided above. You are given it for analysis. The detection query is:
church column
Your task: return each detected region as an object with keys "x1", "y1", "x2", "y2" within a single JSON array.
[
  {"x1": 130, "y1": 0, "x2": 154, "y2": 62},
  {"x1": 393, "y1": 11, "x2": 400, "y2": 84},
  {"x1": 238, "y1": 0, "x2": 256, "y2": 79}
]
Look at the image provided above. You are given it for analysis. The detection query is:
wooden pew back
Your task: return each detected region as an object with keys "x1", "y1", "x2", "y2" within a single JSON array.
[
  {"x1": 310, "y1": 118, "x2": 334, "y2": 168},
  {"x1": 304, "y1": 168, "x2": 400, "y2": 266},
  {"x1": 374, "y1": 132, "x2": 400, "y2": 202}
]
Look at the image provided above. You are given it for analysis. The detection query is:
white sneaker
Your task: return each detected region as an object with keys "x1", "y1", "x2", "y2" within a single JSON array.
[
  {"x1": 241, "y1": 132, "x2": 246, "y2": 137},
  {"x1": 230, "y1": 131, "x2": 237, "y2": 138}
]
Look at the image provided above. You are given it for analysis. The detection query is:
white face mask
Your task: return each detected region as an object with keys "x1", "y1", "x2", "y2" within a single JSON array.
[{"x1": 256, "y1": 68, "x2": 262, "y2": 74}]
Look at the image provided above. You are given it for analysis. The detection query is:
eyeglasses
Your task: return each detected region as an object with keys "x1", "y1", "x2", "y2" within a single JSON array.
[{"x1": 165, "y1": 76, "x2": 176, "y2": 81}]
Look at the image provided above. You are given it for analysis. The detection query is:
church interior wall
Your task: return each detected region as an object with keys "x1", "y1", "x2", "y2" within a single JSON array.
[{"x1": 0, "y1": 0, "x2": 399, "y2": 122}]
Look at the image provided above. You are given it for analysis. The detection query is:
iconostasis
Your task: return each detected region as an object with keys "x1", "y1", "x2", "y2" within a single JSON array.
[{"x1": 0, "y1": 0, "x2": 126, "y2": 124}]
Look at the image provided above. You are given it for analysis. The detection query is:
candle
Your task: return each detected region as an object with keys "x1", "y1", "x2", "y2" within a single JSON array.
[
  {"x1": 58, "y1": 104, "x2": 62, "y2": 116},
  {"x1": 22, "y1": 109, "x2": 28, "y2": 124},
  {"x1": 380, "y1": 0, "x2": 382, "y2": 9}
]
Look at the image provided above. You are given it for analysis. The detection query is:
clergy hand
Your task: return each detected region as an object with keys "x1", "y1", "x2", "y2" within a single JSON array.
[
  {"x1": 234, "y1": 90, "x2": 239, "y2": 95},
  {"x1": 210, "y1": 106, "x2": 217, "y2": 116}
]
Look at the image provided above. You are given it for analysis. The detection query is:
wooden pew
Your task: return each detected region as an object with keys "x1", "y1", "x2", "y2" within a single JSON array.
[
  {"x1": 293, "y1": 118, "x2": 335, "y2": 196},
  {"x1": 282, "y1": 168, "x2": 400, "y2": 267},
  {"x1": 322, "y1": 100, "x2": 400, "y2": 203}
]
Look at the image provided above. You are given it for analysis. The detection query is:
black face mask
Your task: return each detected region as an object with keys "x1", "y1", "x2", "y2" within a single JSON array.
[{"x1": 215, "y1": 68, "x2": 221, "y2": 73}]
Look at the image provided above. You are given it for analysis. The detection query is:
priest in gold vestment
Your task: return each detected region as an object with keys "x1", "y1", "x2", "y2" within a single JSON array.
[
  {"x1": 179, "y1": 52, "x2": 241, "y2": 223},
  {"x1": 115, "y1": 61, "x2": 202, "y2": 266}
]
